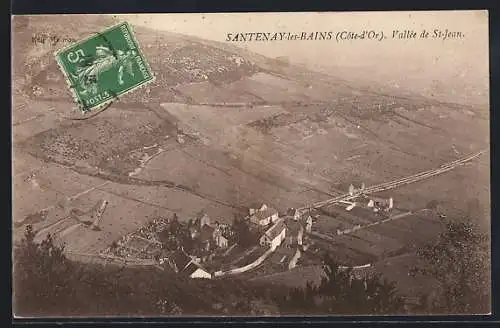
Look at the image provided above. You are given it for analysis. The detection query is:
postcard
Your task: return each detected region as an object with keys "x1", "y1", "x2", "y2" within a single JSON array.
[{"x1": 11, "y1": 11, "x2": 490, "y2": 317}]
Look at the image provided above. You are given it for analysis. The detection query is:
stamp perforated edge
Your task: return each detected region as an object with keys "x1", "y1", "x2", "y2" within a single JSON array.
[{"x1": 54, "y1": 21, "x2": 156, "y2": 114}]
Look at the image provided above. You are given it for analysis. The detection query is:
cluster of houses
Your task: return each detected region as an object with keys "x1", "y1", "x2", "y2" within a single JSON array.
[
  {"x1": 188, "y1": 212, "x2": 230, "y2": 251},
  {"x1": 250, "y1": 204, "x2": 313, "y2": 252},
  {"x1": 347, "y1": 183, "x2": 394, "y2": 213},
  {"x1": 158, "y1": 211, "x2": 233, "y2": 279},
  {"x1": 108, "y1": 190, "x2": 394, "y2": 280},
  {"x1": 159, "y1": 203, "x2": 315, "y2": 280},
  {"x1": 121, "y1": 181, "x2": 399, "y2": 281}
]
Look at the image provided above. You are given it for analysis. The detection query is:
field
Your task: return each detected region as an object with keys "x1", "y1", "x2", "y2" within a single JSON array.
[
  {"x1": 12, "y1": 15, "x2": 489, "y2": 305},
  {"x1": 13, "y1": 82, "x2": 488, "y2": 281},
  {"x1": 250, "y1": 264, "x2": 325, "y2": 289},
  {"x1": 250, "y1": 253, "x2": 435, "y2": 298}
]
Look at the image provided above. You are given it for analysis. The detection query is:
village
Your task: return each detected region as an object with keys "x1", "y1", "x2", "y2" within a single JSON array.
[{"x1": 99, "y1": 183, "x2": 396, "y2": 280}]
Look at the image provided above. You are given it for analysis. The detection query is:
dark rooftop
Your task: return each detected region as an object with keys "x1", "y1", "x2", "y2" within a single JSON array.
[
  {"x1": 182, "y1": 261, "x2": 210, "y2": 277},
  {"x1": 264, "y1": 220, "x2": 286, "y2": 240},
  {"x1": 171, "y1": 249, "x2": 192, "y2": 271}
]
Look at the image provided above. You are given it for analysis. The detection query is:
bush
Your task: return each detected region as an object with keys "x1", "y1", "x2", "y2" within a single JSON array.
[
  {"x1": 410, "y1": 218, "x2": 490, "y2": 314},
  {"x1": 13, "y1": 225, "x2": 281, "y2": 316},
  {"x1": 277, "y1": 255, "x2": 405, "y2": 315}
]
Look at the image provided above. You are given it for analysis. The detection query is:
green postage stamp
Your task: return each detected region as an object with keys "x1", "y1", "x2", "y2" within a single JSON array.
[{"x1": 55, "y1": 22, "x2": 154, "y2": 112}]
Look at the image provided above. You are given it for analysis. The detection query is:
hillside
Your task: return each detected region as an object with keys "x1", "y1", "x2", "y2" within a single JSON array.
[
  {"x1": 14, "y1": 15, "x2": 470, "y2": 107},
  {"x1": 12, "y1": 15, "x2": 490, "y2": 310}
]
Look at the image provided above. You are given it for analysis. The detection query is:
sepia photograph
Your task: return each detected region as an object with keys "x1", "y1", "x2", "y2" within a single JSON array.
[{"x1": 11, "y1": 10, "x2": 490, "y2": 317}]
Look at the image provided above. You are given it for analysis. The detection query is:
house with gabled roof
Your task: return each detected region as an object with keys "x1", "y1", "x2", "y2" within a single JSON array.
[
  {"x1": 249, "y1": 204, "x2": 279, "y2": 226},
  {"x1": 167, "y1": 248, "x2": 212, "y2": 279},
  {"x1": 182, "y1": 261, "x2": 212, "y2": 279},
  {"x1": 259, "y1": 219, "x2": 287, "y2": 251}
]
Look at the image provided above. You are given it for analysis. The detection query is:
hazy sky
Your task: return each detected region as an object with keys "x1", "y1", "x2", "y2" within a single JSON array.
[{"x1": 122, "y1": 11, "x2": 489, "y2": 105}]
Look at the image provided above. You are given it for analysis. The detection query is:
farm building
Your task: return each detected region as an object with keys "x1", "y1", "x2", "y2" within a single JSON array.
[
  {"x1": 365, "y1": 196, "x2": 394, "y2": 212},
  {"x1": 182, "y1": 261, "x2": 212, "y2": 279},
  {"x1": 249, "y1": 204, "x2": 279, "y2": 226},
  {"x1": 260, "y1": 219, "x2": 287, "y2": 251},
  {"x1": 167, "y1": 248, "x2": 212, "y2": 279}
]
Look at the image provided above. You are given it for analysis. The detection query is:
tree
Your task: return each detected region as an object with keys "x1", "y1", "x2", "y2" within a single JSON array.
[
  {"x1": 158, "y1": 228, "x2": 177, "y2": 250},
  {"x1": 232, "y1": 215, "x2": 255, "y2": 247},
  {"x1": 13, "y1": 225, "x2": 284, "y2": 316},
  {"x1": 178, "y1": 225, "x2": 194, "y2": 253},
  {"x1": 410, "y1": 219, "x2": 490, "y2": 314},
  {"x1": 169, "y1": 213, "x2": 181, "y2": 235},
  {"x1": 14, "y1": 225, "x2": 74, "y2": 315},
  {"x1": 14, "y1": 225, "x2": 176, "y2": 316},
  {"x1": 280, "y1": 255, "x2": 405, "y2": 315}
]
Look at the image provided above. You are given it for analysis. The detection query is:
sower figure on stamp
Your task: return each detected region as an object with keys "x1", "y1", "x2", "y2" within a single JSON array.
[{"x1": 70, "y1": 45, "x2": 136, "y2": 95}]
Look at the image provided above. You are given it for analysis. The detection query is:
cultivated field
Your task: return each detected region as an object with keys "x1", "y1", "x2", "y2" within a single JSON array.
[{"x1": 12, "y1": 15, "x2": 489, "y2": 302}]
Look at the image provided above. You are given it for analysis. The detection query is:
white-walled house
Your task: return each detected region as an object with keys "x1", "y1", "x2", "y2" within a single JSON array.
[
  {"x1": 305, "y1": 215, "x2": 313, "y2": 233},
  {"x1": 367, "y1": 196, "x2": 394, "y2": 212},
  {"x1": 259, "y1": 219, "x2": 287, "y2": 251},
  {"x1": 183, "y1": 262, "x2": 212, "y2": 279},
  {"x1": 167, "y1": 249, "x2": 212, "y2": 279},
  {"x1": 249, "y1": 204, "x2": 279, "y2": 226}
]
